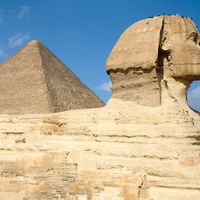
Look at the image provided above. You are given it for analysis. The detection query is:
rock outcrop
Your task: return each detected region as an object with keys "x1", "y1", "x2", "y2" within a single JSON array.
[
  {"x1": 0, "y1": 40, "x2": 104, "y2": 115},
  {"x1": 0, "y1": 15, "x2": 200, "y2": 200}
]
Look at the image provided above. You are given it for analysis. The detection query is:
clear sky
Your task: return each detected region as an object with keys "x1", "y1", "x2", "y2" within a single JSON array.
[{"x1": 0, "y1": 0, "x2": 200, "y2": 111}]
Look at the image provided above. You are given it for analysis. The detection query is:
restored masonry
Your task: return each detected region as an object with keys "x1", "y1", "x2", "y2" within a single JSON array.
[{"x1": 0, "y1": 15, "x2": 200, "y2": 200}]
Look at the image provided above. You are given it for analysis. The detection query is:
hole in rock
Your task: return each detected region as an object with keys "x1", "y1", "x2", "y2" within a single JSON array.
[{"x1": 187, "y1": 80, "x2": 200, "y2": 112}]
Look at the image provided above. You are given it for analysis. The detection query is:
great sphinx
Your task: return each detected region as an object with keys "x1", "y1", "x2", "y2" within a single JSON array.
[{"x1": 0, "y1": 15, "x2": 199, "y2": 200}]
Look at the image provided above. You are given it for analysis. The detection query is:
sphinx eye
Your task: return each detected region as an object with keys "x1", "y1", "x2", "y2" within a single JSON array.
[{"x1": 188, "y1": 32, "x2": 198, "y2": 43}]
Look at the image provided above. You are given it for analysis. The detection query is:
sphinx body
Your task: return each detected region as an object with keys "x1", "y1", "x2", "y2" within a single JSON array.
[{"x1": 0, "y1": 16, "x2": 200, "y2": 200}]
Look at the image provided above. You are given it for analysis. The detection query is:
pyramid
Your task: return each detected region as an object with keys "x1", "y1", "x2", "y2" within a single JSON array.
[{"x1": 0, "y1": 40, "x2": 104, "y2": 114}]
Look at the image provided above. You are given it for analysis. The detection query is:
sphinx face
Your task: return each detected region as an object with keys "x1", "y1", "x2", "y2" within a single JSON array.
[{"x1": 163, "y1": 16, "x2": 200, "y2": 79}]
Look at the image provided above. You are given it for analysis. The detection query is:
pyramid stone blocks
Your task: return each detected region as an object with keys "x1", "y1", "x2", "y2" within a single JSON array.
[{"x1": 0, "y1": 40, "x2": 104, "y2": 114}]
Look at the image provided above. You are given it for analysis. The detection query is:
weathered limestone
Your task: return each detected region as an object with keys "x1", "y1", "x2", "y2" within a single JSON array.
[
  {"x1": 0, "y1": 40, "x2": 104, "y2": 115},
  {"x1": 0, "y1": 15, "x2": 200, "y2": 200},
  {"x1": 0, "y1": 97, "x2": 200, "y2": 199},
  {"x1": 106, "y1": 16, "x2": 163, "y2": 107},
  {"x1": 106, "y1": 15, "x2": 200, "y2": 107},
  {"x1": 163, "y1": 16, "x2": 200, "y2": 78}
]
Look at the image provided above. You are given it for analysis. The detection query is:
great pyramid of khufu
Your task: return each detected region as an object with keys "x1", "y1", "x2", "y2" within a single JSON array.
[{"x1": 0, "y1": 40, "x2": 104, "y2": 114}]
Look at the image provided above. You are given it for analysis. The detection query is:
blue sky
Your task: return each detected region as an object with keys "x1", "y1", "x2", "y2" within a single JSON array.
[{"x1": 0, "y1": 0, "x2": 200, "y2": 111}]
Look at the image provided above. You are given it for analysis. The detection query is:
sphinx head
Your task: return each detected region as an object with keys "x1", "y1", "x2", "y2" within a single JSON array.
[{"x1": 106, "y1": 15, "x2": 200, "y2": 107}]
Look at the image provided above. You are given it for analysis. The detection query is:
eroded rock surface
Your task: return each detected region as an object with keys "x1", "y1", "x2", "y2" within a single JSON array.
[
  {"x1": 0, "y1": 15, "x2": 200, "y2": 200},
  {"x1": 106, "y1": 15, "x2": 200, "y2": 107}
]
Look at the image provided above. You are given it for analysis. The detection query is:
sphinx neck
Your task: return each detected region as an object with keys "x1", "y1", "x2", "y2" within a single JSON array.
[
  {"x1": 160, "y1": 76, "x2": 191, "y2": 108},
  {"x1": 109, "y1": 66, "x2": 192, "y2": 110},
  {"x1": 109, "y1": 67, "x2": 161, "y2": 107}
]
